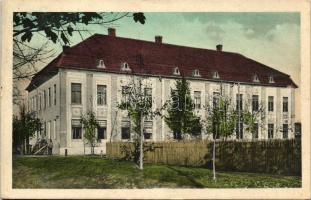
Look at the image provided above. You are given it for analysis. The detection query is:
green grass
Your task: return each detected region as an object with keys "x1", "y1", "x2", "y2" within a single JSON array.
[{"x1": 13, "y1": 156, "x2": 301, "y2": 188}]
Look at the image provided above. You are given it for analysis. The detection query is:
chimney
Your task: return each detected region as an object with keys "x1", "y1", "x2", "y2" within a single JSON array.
[
  {"x1": 155, "y1": 35, "x2": 162, "y2": 44},
  {"x1": 216, "y1": 44, "x2": 223, "y2": 51},
  {"x1": 62, "y1": 45, "x2": 70, "y2": 52},
  {"x1": 108, "y1": 28, "x2": 116, "y2": 37}
]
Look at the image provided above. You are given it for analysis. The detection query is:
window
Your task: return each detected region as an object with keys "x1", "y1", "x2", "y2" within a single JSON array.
[
  {"x1": 121, "y1": 127, "x2": 130, "y2": 140},
  {"x1": 97, "y1": 120, "x2": 107, "y2": 140},
  {"x1": 43, "y1": 122, "x2": 46, "y2": 136},
  {"x1": 252, "y1": 95, "x2": 259, "y2": 111},
  {"x1": 144, "y1": 88, "x2": 152, "y2": 107},
  {"x1": 269, "y1": 75, "x2": 275, "y2": 83},
  {"x1": 236, "y1": 123, "x2": 243, "y2": 139},
  {"x1": 53, "y1": 84, "x2": 56, "y2": 105},
  {"x1": 71, "y1": 83, "x2": 81, "y2": 104},
  {"x1": 35, "y1": 95, "x2": 38, "y2": 110},
  {"x1": 72, "y1": 119, "x2": 82, "y2": 139},
  {"x1": 97, "y1": 85, "x2": 107, "y2": 105},
  {"x1": 193, "y1": 69, "x2": 201, "y2": 77},
  {"x1": 53, "y1": 119, "x2": 56, "y2": 140},
  {"x1": 283, "y1": 97, "x2": 288, "y2": 112},
  {"x1": 194, "y1": 91, "x2": 201, "y2": 109},
  {"x1": 97, "y1": 127, "x2": 107, "y2": 140},
  {"x1": 268, "y1": 96, "x2": 274, "y2": 112},
  {"x1": 48, "y1": 87, "x2": 51, "y2": 107},
  {"x1": 47, "y1": 121, "x2": 51, "y2": 139},
  {"x1": 268, "y1": 124, "x2": 274, "y2": 139},
  {"x1": 173, "y1": 67, "x2": 180, "y2": 75},
  {"x1": 43, "y1": 90, "x2": 47, "y2": 109},
  {"x1": 97, "y1": 59, "x2": 106, "y2": 68},
  {"x1": 283, "y1": 124, "x2": 288, "y2": 139},
  {"x1": 213, "y1": 71, "x2": 220, "y2": 79},
  {"x1": 213, "y1": 92, "x2": 220, "y2": 108},
  {"x1": 253, "y1": 74, "x2": 260, "y2": 82},
  {"x1": 236, "y1": 94, "x2": 243, "y2": 111},
  {"x1": 252, "y1": 123, "x2": 259, "y2": 139},
  {"x1": 121, "y1": 86, "x2": 131, "y2": 103},
  {"x1": 39, "y1": 94, "x2": 42, "y2": 110},
  {"x1": 144, "y1": 131, "x2": 152, "y2": 140},
  {"x1": 121, "y1": 62, "x2": 131, "y2": 71}
]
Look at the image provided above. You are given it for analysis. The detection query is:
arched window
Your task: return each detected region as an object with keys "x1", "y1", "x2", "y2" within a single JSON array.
[
  {"x1": 213, "y1": 71, "x2": 220, "y2": 79},
  {"x1": 268, "y1": 75, "x2": 275, "y2": 83},
  {"x1": 253, "y1": 74, "x2": 260, "y2": 83},
  {"x1": 97, "y1": 59, "x2": 105, "y2": 69},
  {"x1": 121, "y1": 62, "x2": 131, "y2": 71},
  {"x1": 193, "y1": 69, "x2": 201, "y2": 77},
  {"x1": 173, "y1": 67, "x2": 180, "y2": 75}
]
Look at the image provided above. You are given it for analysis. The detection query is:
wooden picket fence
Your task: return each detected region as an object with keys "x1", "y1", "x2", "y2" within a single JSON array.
[{"x1": 106, "y1": 139, "x2": 301, "y2": 175}]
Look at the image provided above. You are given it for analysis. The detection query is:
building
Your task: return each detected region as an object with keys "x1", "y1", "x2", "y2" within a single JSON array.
[{"x1": 26, "y1": 28, "x2": 298, "y2": 155}]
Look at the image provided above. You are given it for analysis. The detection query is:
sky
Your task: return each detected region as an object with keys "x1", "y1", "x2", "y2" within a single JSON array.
[{"x1": 18, "y1": 12, "x2": 301, "y2": 120}]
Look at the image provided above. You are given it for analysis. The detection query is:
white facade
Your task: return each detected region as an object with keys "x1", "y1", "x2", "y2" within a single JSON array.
[{"x1": 28, "y1": 68, "x2": 296, "y2": 155}]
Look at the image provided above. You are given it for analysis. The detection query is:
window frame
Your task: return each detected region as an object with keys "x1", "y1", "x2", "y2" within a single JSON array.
[
  {"x1": 194, "y1": 91, "x2": 201, "y2": 109},
  {"x1": 268, "y1": 96, "x2": 274, "y2": 112},
  {"x1": 97, "y1": 127, "x2": 107, "y2": 140},
  {"x1": 97, "y1": 85, "x2": 107, "y2": 106},
  {"x1": 283, "y1": 97, "x2": 288, "y2": 112},
  {"x1": 252, "y1": 123, "x2": 259, "y2": 139},
  {"x1": 48, "y1": 87, "x2": 51, "y2": 107},
  {"x1": 252, "y1": 95, "x2": 259, "y2": 112},
  {"x1": 268, "y1": 124, "x2": 274, "y2": 139},
  {"x1": 53, "y1": 84, "x2": 56, "y2": 105},
  {"x1": 121, "y1": 127, "x2": 131, "y2": 140},
  {"x1": 71, "y1": 83, "x2": 82, "y2": 104},
  {"x1": 236, "y1": 94, "x2": 243, "y2": 111},
  {"x1": 283, "y1": 124, "x2": 288, "y2": 139},
  {"x1": 236, "y1": 122, "x2": 243, "y2": 139}
]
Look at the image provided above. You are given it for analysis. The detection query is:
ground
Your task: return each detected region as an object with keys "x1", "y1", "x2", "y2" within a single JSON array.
[{"x1": 13, "y1": 156, "x2": 301, "y2": 189}]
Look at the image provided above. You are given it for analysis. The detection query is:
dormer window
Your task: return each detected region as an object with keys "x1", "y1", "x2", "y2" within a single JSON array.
[
  {"x1": 121, "y1": 62, "x2": 131, "y2": 71},
  {"x1": 97, "y1": 59, "x2": 106, "y2": 69},
  {"x1": 173, "y1": 67, "x2": 180, "y2": 75},
  {"x1": 193, "y1": 69, "x2": 201, "y2": 77},
  {"x1": 268, "y1": 75, "x2": 275, "y2": 83},
  {"x1": 213, "y1": 71, "x2": 220, "y2": 79},
  {"x1": 253, "y1": 74, "x2": 260, "y2": 83}
]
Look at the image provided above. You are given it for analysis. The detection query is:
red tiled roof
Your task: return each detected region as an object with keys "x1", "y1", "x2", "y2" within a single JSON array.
[{"x1": 26, "y1": 34, "x2": 298, "y2": 91}]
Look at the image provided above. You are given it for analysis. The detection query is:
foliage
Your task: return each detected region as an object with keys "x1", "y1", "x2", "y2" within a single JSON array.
[
  {"x1": 242, "y1": 102, "x2": 266, "y2": 134},
  {"x1": 164, "y1": 77, "x2": 202, "y2": 139},
  {"x1": 117, "y1": 76, "x2": 154, "y2": 169},
  {"x1": 205, "y1": 95, "x2": 238, "y2": 139},
  {"x1": 13, "y1": 12, "x2": 146, "y2": 104},
  {"x1": 13, "y1": 12, "x2": 146, "y2": 45},
  {"x1": 13, "y1": 156, "x2": 301, "y2": 188},
  {"x1": 13, "y1": 104, "x2": 41, "y2": 154},
  {"x1": 81, "y1": 111, "x2": 99, "y2": 155}
]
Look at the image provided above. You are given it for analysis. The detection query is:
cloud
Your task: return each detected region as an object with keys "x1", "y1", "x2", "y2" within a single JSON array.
[
  {"x1": 182, "y1": 12, "x2": 300, "y2": 38},
  {"x1": 205, "y1": 22, "x2": 225, "y2": 42}
]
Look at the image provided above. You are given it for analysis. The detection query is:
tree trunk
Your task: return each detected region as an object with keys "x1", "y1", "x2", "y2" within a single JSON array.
[
  {"x1": 139, "y1": 112, "x2": 144, "y2": 170},
  {"x1": 26, "y1": 136, "x2": 30, "y2": 154},
  {"x1": 212, "y1": 139, "x2": 216, "y2": 181}
]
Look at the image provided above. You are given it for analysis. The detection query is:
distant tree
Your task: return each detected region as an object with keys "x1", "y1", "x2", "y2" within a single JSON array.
[
  {"x1": 118, "y1": 76, "x2": 153, "y2": 170},
  {"x1": 13, "y1": 12, "x2": 146, "y2": 103},
  {"x1": 81, "y1": 111, "x2": 100, "y2": 155},
  {"x1": 204, "y1": 94, "x2": 238, "y2": 181},
  {"x1": 164, "y1": 77, "x2": 202, "y2": 140},
  {"x1": 13, "y1": 104, "x2": 41, "y2": 154}
]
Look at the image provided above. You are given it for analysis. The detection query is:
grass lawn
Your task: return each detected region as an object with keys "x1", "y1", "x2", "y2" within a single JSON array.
[{"x1": 13, "y1": 156, "x2": 301, "y2": 189}]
